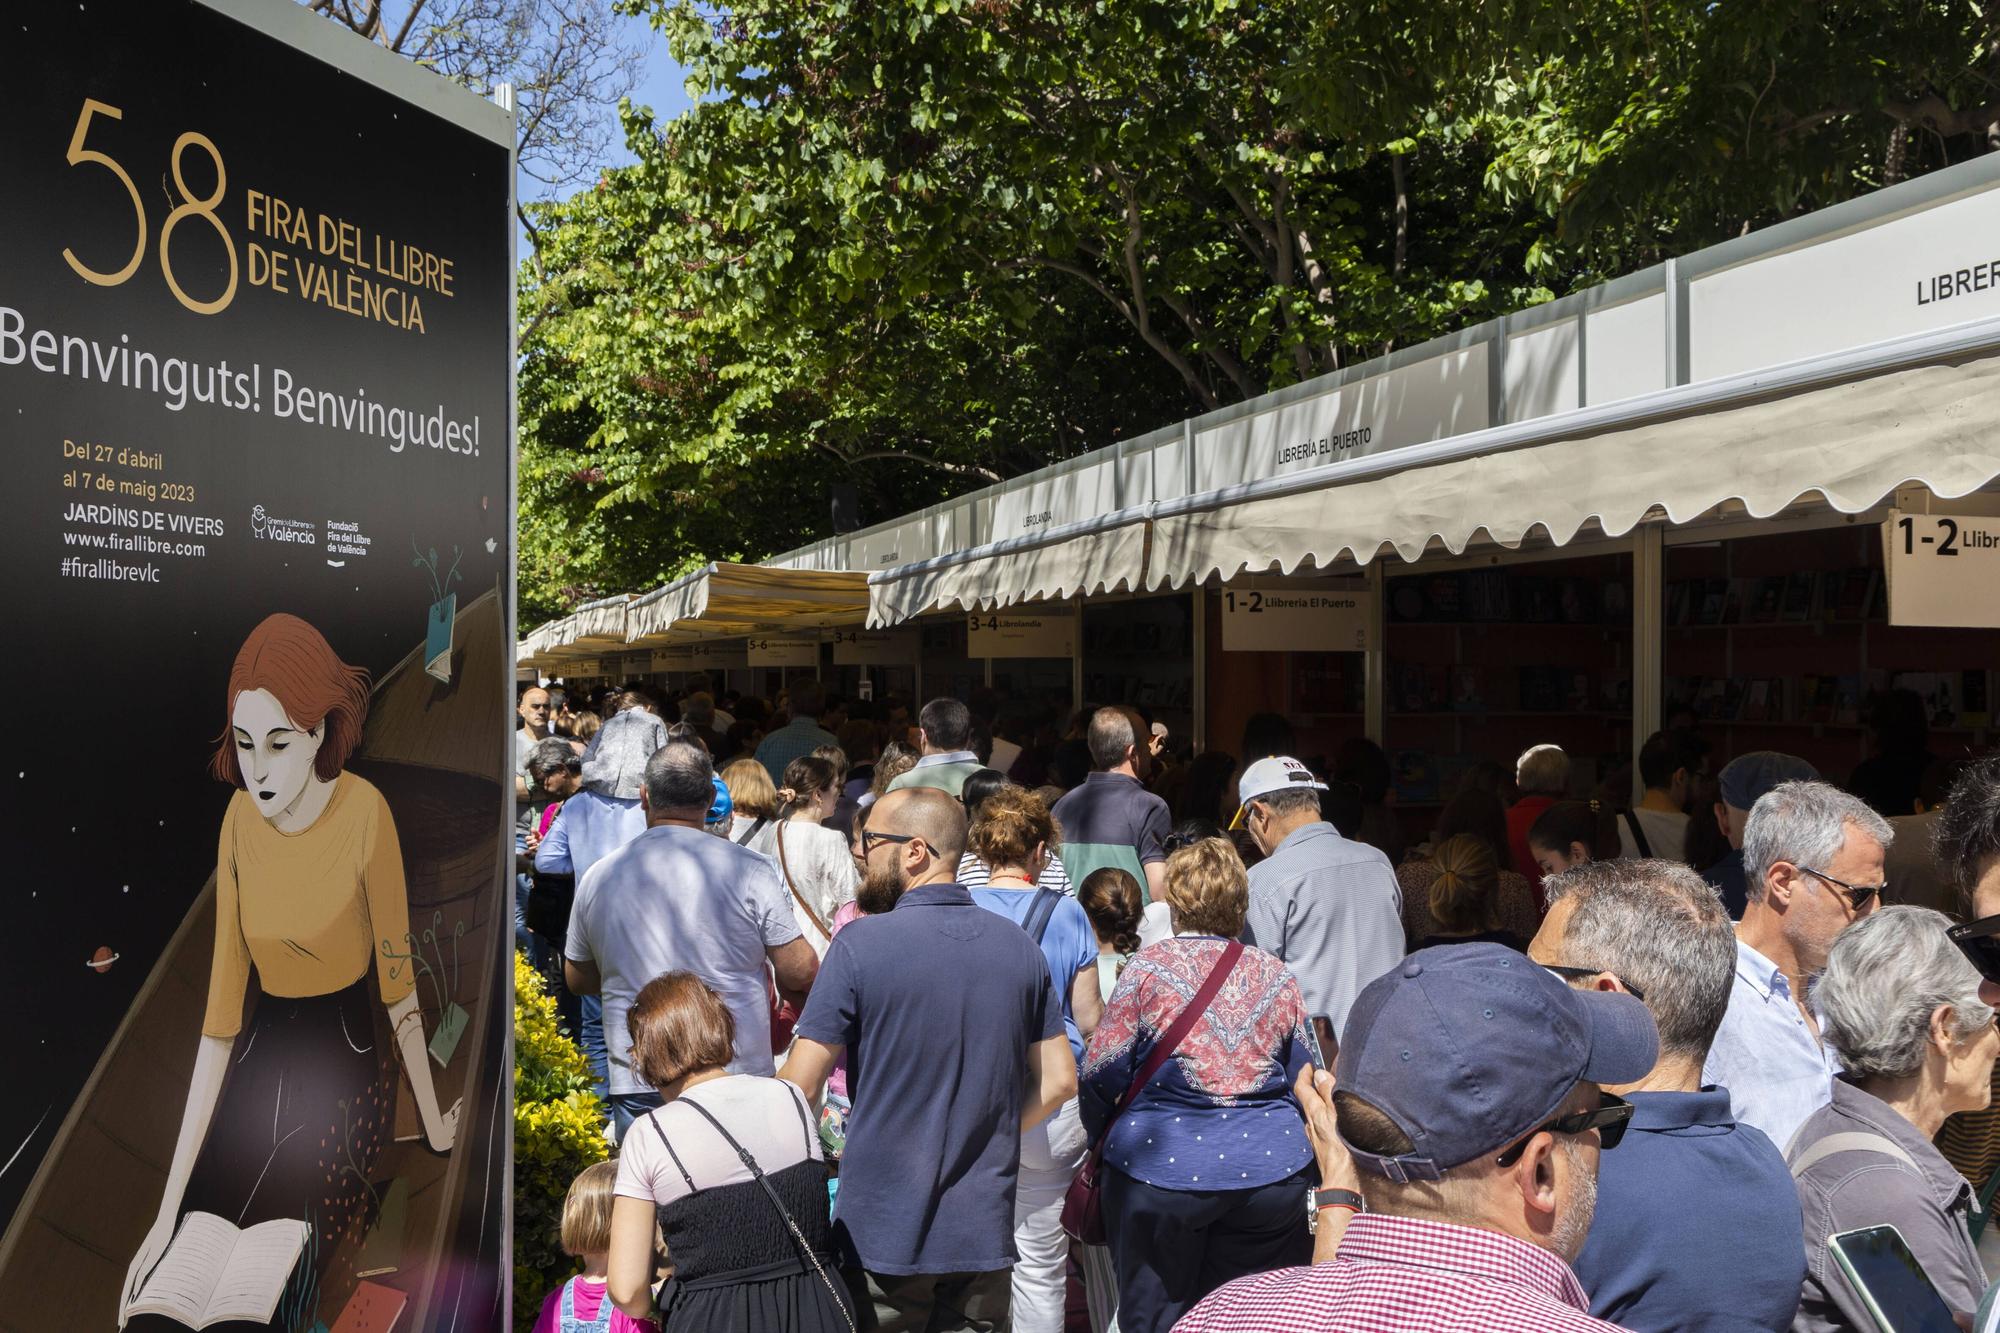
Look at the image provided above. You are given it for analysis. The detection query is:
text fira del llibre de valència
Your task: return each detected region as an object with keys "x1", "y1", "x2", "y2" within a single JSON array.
[{"x1": 0, "y1": 304, "x2": 482, "y2": 458}]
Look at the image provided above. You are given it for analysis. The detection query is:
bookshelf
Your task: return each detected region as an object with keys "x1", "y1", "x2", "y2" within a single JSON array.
[
  {"x1": 1383, "y1": 553, "x2": 1636, "y2": 841},
  {"x1": 1662, "y1": 525, "x2": 1996, "y2": 778},
  {"x1": 1083, "y1": 598, "x2": 1195, "y2": 740}
]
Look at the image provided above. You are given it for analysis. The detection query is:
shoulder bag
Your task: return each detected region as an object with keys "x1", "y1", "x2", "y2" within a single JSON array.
[
  {"x1": 1061, "y1": 939, "x2": 1244, "y2": 1244},
  {"x1": 775, "y1": 823, "x2": 833, "y2": 944},
  {"x1": 734, "y1": 815, "x2": 770, "y2": 847}
]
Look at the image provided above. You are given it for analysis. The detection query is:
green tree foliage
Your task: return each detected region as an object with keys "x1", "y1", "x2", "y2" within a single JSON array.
[
  {"x1": 516, "y1": 0, "x2": 1998, "y2": 622},
  {"x1": 1485, "y1": 0, "x2": 2000, "y2": 281}
]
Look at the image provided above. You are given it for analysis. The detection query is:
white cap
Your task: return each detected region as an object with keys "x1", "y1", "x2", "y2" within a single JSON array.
[{"x1": 1237, "y1": 756, "x2": 1329, "y2": 807}]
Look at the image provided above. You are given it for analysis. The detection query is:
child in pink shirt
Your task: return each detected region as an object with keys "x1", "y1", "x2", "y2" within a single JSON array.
[{"x1": 531, "y1": 1160, "x2": 661, "y2": 1333}]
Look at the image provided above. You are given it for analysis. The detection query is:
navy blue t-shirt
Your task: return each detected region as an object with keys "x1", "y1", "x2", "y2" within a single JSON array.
[
  {"x1": 795, "y1": 882, "x2": 1063, "y2": 1275},
  {"x1": 1572, "y1": 1087, "x2": 1805, "y2": 1333}
]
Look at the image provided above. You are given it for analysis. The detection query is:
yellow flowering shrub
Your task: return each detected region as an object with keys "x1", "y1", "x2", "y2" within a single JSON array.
[{"x1": 513, "y1": 953, "x2": 608, "y2": 1331}]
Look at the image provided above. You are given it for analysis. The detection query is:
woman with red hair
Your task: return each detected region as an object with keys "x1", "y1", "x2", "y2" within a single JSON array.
[{"x1": 122, "y1": 614, "x2": 459, "y2": 1328}]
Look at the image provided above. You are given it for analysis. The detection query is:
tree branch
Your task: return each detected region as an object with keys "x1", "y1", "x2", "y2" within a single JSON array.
[{"x1": 814, "y1": 441, "x2": 1004, "y2": 483}]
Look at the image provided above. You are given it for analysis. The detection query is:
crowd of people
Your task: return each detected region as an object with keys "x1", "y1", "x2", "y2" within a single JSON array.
[{"x1": 515, "y1": 675, "x2": 2000, "y2": 1333}]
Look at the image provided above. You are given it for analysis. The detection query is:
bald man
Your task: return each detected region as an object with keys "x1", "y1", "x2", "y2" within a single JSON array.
[{"x1": 783, "y1": 788, "x2": 1075, "y2": 1330}]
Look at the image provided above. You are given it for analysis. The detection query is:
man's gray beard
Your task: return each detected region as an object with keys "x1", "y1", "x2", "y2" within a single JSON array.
[
  {"x1": 856, "y1": 863, "x2": 905, "y2": 915},
  {"x1": 1549, "y1": 1136, "x2": 1599, "y2": 1262}
]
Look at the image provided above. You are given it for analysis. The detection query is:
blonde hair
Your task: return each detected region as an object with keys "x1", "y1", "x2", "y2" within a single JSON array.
[
  {"x1": 967, "y1": 785, "x2": 1061, "y2": 869},
  {"x1": 572, "y1": 712, "x2": 601, "y2": 744},
  {"x1": 1429, "y1": 833, "x2": 1500, "y2": 934},
  {"x1": 871, "y1": 744, "x2": 917, "y2": 798},
  {"x1": 722, "y1": 757, "x2": 777, "y2": 819},
  {"x1": 1163, "y1": 837, "x2": 1249, "y2": 937},
  {"x1": 560, "y1": 1159, "x2": 620, "y2": 1255}
]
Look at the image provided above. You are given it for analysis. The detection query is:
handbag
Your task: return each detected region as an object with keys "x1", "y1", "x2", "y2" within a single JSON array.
[{"x1": 1061, "y1": 939, "x2": 1244, "y2": 1245}]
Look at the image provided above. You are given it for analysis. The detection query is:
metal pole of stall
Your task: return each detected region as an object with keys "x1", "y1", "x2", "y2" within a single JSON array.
[
  {"x1": 1190, "y1": 587, "x2": 1207, "y2": 755},
  {"x1": 1632, "y1": 525, "x2": 1665, "y2": 806},
  {"x1": 1364, "y1": 562, "x2": 1388, "y2": 745}
]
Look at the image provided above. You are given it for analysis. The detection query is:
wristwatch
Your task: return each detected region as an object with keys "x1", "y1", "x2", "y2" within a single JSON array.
[{"x1": 1306, "y1": 1185, "x2": 1363, "y2": 1233}]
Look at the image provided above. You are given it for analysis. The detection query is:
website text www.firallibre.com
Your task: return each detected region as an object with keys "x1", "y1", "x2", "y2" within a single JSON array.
[
  {"x1": 60, "y1": 556, "x2": 160, "y2": 582},
  {"x1": 61, "y1": 529, "x2": 206, "y2": 558}
]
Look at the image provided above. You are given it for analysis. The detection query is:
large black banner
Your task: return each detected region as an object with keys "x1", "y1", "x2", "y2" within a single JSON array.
[{"x1": 0, "y1": 3, "x2": 513, "y2": 1329}]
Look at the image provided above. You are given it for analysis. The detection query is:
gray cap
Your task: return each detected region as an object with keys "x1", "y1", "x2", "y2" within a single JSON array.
[{"x1": 1719, "y1": 752, "x2": 1820, "y2": 811}]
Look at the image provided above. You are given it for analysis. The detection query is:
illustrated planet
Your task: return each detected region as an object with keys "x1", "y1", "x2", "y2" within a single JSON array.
[{"x1": 86, "y1": 946, "x2": 118, "y2": 973}]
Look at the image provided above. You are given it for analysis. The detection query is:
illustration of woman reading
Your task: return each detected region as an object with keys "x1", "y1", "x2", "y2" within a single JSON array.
[{"x1": 121, "y1": 614, "x2": 459, "y2": 1331}]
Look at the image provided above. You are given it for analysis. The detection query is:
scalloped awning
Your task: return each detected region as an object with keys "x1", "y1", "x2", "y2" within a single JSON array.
[{"x1": 627, "y1": 562, "x2": 870, "y2": 643}]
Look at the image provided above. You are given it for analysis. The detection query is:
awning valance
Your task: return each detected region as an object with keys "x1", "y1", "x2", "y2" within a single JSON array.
[
  {"x1": 867, "y1": 515, "x2": 1150, "y2": 627},
  {"x1": 628, "y1": 562, "x2": 870, "y2": 644},
  {"x1": 1148, "y1": 321, "x2": 2000, "y2": 589}
]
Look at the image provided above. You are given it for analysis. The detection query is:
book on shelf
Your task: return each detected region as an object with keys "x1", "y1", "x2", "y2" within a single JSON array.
[
  {"x1": 1781, "y1": 571, "x2": 1818, "y2": 623},
  {"x1": 1747, "y1": 577, "x2": 1785, "y2": 625},
  {"x1": 1427, "y1": 573, "x2": 1466, "y2": 621},
  {"x1": 1518, "y1": 665, "x2": 1562, "y2": 713},
  {"x1": 1516, "y1": 577, "x2": 1558, "y2": 624},
  {"x1": 1558, "y1": 577, "x2": 1598, "y2": 624},
  {"x1": 1449, "y1": 665, "x2": 1486, "y2": 713},
  {"x1": 1964, "y1": 670, "x2": 1991, "y2": 729},
  {"x1": 1391, "y1": 749, "x2": 1440, "y2": 803},
  {"x1": 1719, "y1": 579, "x2": 1746, "y2": 626},
  {"x1": 1695, "y1": 580, "x2": 1728, "y2": 626},
  {"x1": 120, "y1": 1213, "x2": 309, "y2": 1330}
]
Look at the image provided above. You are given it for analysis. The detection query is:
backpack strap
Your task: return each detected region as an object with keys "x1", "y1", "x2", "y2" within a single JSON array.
[
  {"x1": 1022, "y1": 888, "x2": 1064, "y2": 945},
  {"x1": 1620, "y1": 810, "x2": 1654, "y2": 859},
  {"x1": 1789, "y1": 1130, "x2": 1919, "y2": 1178},
  {"x1": 734, "y1": 816, "x2": 770, "y2": 847}
]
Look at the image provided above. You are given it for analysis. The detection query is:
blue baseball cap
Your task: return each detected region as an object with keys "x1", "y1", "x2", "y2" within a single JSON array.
[
  {"x1": 1336, "y1": 943, "x2": 1658, "y2": 1182},
  {"x1": 706, "y1": 774, "x2": 734, "y2": 826},
  {"x1": 1719, "y1": 751, "x2": 1820, "y2": 812}
]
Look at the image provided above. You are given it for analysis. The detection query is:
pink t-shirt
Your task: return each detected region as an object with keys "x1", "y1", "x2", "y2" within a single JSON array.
[
  {"x1": 531, "y1": 1276, "x2": 659, "y2": 1333},
  {"x1": 826, "y1": 902, "x2": 866, "y2": 1099}
]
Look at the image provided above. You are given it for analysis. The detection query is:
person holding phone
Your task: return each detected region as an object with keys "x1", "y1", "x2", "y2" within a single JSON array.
[{"x1": 1788, "y1": 906, "x2": 1998, "y2": 1331}]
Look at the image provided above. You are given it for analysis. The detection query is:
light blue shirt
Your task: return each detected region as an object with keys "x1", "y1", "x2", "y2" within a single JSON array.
[
  {"x1": 1702, "y1": 936, "x2": 1838, "y2": 1154},
  {"x1": 533, "y1": 789, "x2": 646, "y2": 882},
  {"x1": 754, "y1": 716, "x2": 839, "y2": 786},
  {"x1": 1242, "y1": 822, "x2": 1405, "y2": 1039}
]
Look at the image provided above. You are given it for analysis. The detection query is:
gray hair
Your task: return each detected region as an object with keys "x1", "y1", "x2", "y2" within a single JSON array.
[
  {"x1": 1741, "y1": 780, "x2": 1894, "y2": 903},
  {"x1": 1255, "y1": 787, "x2": 1322, "y2": 820},
  {"x1": 1544, "y1": 859, "x2": 1735, "y2": 1063},
  {"x1": 1516, "y1": 744, "x2": 1570, "y2": 797},
  {"x1": 644, "y1": 739, "x2": 715, "y2": 813},
  {"x1": 1814, "y1": 905, "x2": 1991, "y2": 1080},
  {"x1": 1088, "y1": 707, "x2": 1139, "y2": 771},
  {"x1": 526, "y1": 737, "x2": 581, "y2": 785}
]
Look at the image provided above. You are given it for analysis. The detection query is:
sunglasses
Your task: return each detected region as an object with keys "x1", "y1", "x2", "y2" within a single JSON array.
[
  {"x1": 1797, "y1": 865, "x2": 1888, "y2": 913},
  {"x1": 1544, "y1": 965, "x2": 1646, "y2": 1002},
  {"x1": 1495, "y1": 1091, "x2": 1634, "y2": 1167},
  {"x1": 1950, "y1": 913, "x2": 2000, "y2": 985}
]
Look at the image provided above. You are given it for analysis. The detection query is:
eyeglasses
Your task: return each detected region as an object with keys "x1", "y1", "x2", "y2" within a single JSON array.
[
  {"x1": 860, "y1": 830, "x2": 918, "y2": 856},
  {"x1": 1950, "y1": 913, "x2": 2000, "y2": 985},
  {"x1": 1495, "y1": 1092, "x2": 1634, "y2": 1167},
  {"x1": 1544, "y1": 965, "x2": 1646, "y2": 1002},
  {"x1": 1797, "y1": 865, "x2": 1888, "y2": 913}
]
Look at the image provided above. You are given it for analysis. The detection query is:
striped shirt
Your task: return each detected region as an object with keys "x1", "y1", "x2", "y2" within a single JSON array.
[
  {"x1": 956, "y1": 851, "x2": 1075, "y2": 896},
  {"x1": 1177, "y1": 1213, "x2": 1631, "y2": 1332}
]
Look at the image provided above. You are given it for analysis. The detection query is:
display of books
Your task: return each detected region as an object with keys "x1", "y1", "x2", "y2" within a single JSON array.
[{"x1": 120, "y1": 1213, "x2": 310, "y2": 1330}]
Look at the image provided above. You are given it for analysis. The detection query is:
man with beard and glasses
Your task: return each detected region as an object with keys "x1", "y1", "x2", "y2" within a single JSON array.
[
  {"x1": 1531, "y1": 860, "x2": 1805, "y2": 1332},
  {"x1": 1178, "y1": 943, "x2": 1657, "y2": 1333},
  {"x1": 781, "y1": 787, "x2": 1077, "y2": 1332}
]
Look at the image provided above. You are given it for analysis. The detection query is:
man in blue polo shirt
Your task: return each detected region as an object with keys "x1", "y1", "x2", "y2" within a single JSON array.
[
  {"x1": 1051, "y1": 706, "x2": 1173, "y2": 901},
  {"x1": 782, "y1": 787, "x2": 1076, "y2": 1332},
  {"x1": 1531, "y1": 858, "x2": 1805, "y2": 1332}
]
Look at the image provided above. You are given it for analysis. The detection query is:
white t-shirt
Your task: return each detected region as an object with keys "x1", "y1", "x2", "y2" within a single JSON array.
[
  {"x1": 1617, "y1": 807, "x2": 1690, "y2": 861},
  {"x1": 754, "y1": 819, "x2": 859, "y2": 955},
  {"x1": 614, "y1": 1075, "x2": 822, "y2": 1207},
  {"x1": 957, "y1": 850, "x2": 1074, "y2": 896},
  {"x1": 565, "y1": 825, "x2": 802, "y2": 1093}
]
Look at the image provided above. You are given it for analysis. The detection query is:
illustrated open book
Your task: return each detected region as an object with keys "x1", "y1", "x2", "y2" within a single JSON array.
[{"x1": 120, "y1": 1212, "x2": 309, "y2": 1329}]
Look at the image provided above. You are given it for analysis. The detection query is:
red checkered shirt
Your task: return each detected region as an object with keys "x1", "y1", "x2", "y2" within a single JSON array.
[{"x1": 1175, "y1": 1213, "x2": 1633, "y2": 1332}]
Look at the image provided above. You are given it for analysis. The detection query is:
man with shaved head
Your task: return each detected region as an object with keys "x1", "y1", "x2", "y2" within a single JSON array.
[{"x1": 783, "y1": 786, "x2": 1076, "y2": 1331}]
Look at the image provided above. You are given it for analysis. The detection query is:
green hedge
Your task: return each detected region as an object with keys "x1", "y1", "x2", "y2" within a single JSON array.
[{"x1": 512, "y1": 952, "x2": 608, "y2": 1331}]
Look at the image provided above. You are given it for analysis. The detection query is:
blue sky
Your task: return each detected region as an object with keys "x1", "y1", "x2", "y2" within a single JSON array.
[{"x1": 608, "y1": 14, "x2": 693, "y2": 168}]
